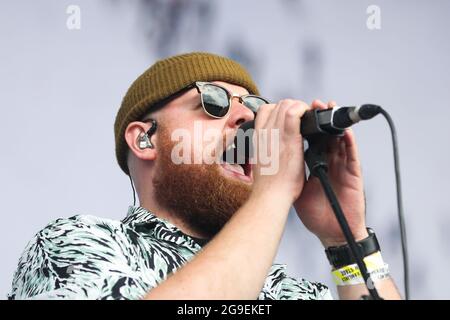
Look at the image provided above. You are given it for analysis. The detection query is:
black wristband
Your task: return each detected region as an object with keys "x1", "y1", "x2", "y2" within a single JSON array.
[{"x1": 325, "y1": 228, "x2": 380, "y2": 269}]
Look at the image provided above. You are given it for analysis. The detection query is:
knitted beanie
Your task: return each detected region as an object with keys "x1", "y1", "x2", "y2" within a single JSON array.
[{"x1": 114, "y1": 52, "x2": 259, "y2": 175}]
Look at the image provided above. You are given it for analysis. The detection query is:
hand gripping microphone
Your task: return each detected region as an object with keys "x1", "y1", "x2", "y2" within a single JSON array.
[
  {"x1": 234, "y1": 103, "x2": 410, "y2": 300},
  {"x1": 234, "y1": 104, "x2": 382, "y2": 159},
  {"x1": 238, "y1": 104, "x2": 382, "y2": 138}
]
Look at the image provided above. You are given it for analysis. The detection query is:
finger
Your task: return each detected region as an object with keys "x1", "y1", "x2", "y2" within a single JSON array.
[
  {"x1": 311, "y1": 99, "x2": 327, "y2": 110},
  {"x1": 254, "y1": 103, "x2": 276, "y2": 130},
  {"x1": 327, "y1": 137, "x2": 345, "y2": 173},
  {"x1": 273, "y1": 99, "x2": 299, "y2": 132},
  {"x1": 327, "y1": 100, "x2": 337, "y2": 109},
  {"x1": 325, "y1": 100, "x2": 340, "y2": 154},
  {"x1": 252, "y1": 104, "x2": 276, "y2": 167},
  {"x1": 339, "y1": 138, "x2": 347, "y2": 158},
  {"x1": 327, "y1": 136, "x2": 341, "y2": 155},
  {"x1": 284, "y1": 100, "x2": 311, "y2": 136},
  {"x1": 342, "y1": 128, "x2": 360, "y2": 165}
]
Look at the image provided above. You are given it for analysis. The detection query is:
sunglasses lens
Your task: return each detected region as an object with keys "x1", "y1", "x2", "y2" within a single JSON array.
[
  {"x1": 202, "y1": 84, "x2": 230, "y2": 117},
  {"x1": 242, "y1": 96, "x2": 269, "y2": 114}
]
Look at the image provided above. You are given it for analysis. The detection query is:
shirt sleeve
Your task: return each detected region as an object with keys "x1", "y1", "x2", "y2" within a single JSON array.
[
  {"x1": 258, "y1": 264, "x2": 334, "y2": 300},
  {"x1": 8, "y1": 215, "x2": 161, "y2": 300}
]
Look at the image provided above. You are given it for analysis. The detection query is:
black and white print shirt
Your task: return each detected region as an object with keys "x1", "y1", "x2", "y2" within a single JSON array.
[{"x1": 8, "y1": 206, "x2": 332, "y2": 300}]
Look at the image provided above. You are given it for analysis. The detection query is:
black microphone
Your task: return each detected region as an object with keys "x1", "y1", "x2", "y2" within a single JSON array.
[
  {"x1": 238, "y1": 104, "x2": 381, "y2": 138},
  {"x1": 234, "y1": 104, "x2": 381, "y2": 159}
]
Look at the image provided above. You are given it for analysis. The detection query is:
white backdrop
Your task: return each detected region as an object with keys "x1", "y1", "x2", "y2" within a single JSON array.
[{"x1": 1, "y1": 0, "x2": 449, "y2": 299}]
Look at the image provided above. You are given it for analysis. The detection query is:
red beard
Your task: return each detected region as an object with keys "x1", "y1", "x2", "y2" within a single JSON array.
[{"x1": 153, "y1": 125, "x2": 252, "y2": 238}]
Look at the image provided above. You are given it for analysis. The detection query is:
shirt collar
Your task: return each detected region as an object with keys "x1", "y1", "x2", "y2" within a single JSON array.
[{"x1": 122, "y1": 206, "x2": 204, "y2": 251}]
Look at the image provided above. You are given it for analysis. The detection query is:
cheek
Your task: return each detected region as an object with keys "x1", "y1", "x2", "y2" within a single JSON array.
[
  {"x1": 195, "y1": 127, "x2": 228, "y2": 165},
  {"x1": 162, "y1": 107, "x2": 227, "y2": 162},
  {"x1": 190, "y1": 124, "x2": 224, "y2": 164}
]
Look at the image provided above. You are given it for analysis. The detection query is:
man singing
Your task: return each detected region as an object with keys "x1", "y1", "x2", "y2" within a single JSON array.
[{"x1": 9, "y1": 52, "x2": 401, "y2": 300}]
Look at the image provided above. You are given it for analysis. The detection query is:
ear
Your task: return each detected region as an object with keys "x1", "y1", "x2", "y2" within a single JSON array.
[{"x1": 125, "y1": 121, "x2": 157, "y2": 161}]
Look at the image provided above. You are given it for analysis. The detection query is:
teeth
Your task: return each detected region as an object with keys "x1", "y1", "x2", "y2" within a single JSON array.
[{"x1": 226, "y1": 142, "x2": 236, "y2": 151}]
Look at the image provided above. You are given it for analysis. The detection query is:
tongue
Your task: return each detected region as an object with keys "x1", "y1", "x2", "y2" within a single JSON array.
[{"x1": 222, "y1": 162, "x2": 245, "y2": 176}]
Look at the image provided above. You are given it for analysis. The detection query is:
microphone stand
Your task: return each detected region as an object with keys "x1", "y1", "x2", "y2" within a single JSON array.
[{"x1": 304, "y1": 134, "x2": 382, "y2": 300}]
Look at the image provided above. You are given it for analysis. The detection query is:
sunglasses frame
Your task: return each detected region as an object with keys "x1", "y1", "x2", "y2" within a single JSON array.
[{"x1": 192, "y1": 81, "x2": 270, "y2": 119}]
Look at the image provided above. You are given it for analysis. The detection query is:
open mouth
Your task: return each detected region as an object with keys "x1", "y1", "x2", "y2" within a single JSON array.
[{"x1": 220, "y1": 140, "x2": 252, "y2": 183}]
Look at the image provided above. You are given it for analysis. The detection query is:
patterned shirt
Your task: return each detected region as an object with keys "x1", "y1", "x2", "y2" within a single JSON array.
[{"x1": 8, "y1": 206, "x2": 332, "y2": 300}]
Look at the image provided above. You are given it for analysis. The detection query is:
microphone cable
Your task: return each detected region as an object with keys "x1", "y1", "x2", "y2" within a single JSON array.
[
  {"x1": 376, "y1": 106, "x2": 409, "y2": 299},
  {"x1": 129, "y1": 175, "x2": 137, "y2": 207}
]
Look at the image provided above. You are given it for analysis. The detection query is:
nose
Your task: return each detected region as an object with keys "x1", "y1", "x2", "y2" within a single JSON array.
[{"x1": 226, "y1": 99, "x2": 255, "y2": 128}]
